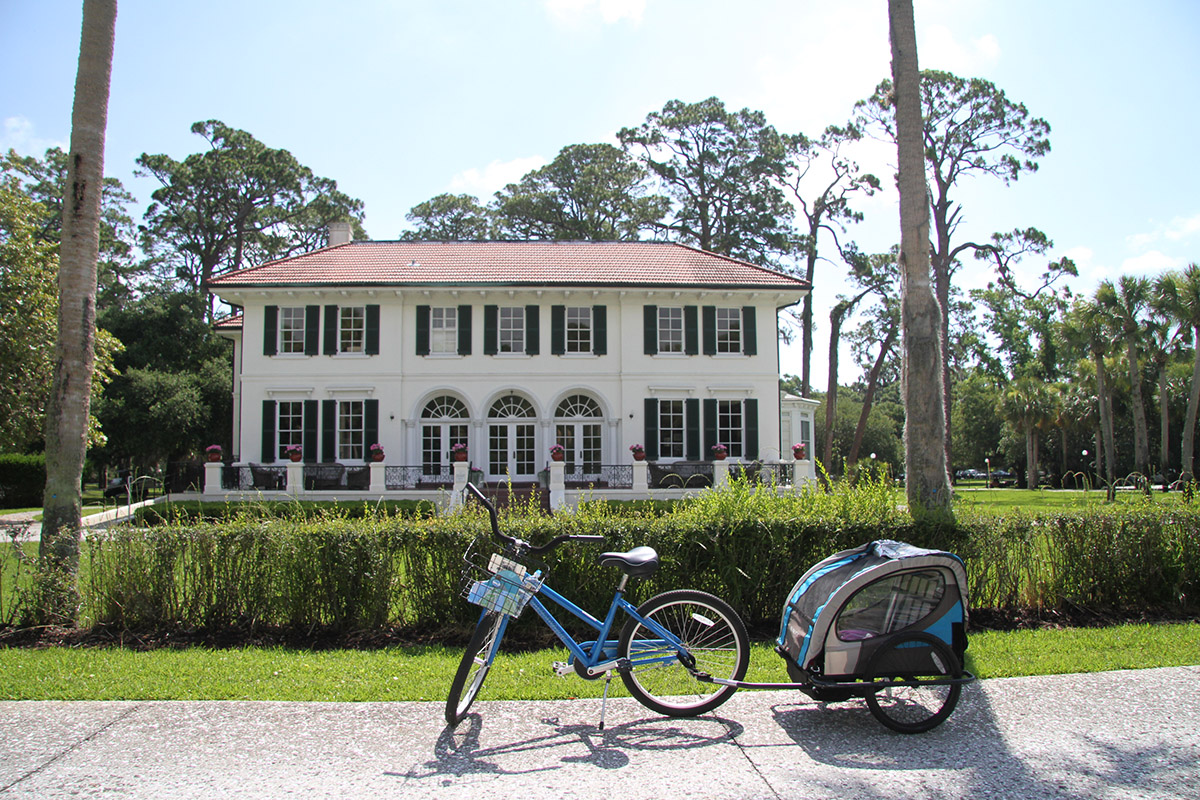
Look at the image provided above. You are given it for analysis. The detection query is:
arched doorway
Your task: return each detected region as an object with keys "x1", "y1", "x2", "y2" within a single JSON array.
[
  {"x1": 487, "y1": 395, "x2": 536, "y2": 482},
  {"x1": 421, "y1": 395, "x2": 469, "y2": 477},
  {"x1": 554, "y1": 394, "x2": 603, "y2": 479}
]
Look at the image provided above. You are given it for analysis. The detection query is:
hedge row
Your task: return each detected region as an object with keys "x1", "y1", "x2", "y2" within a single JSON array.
[
  {"x1": 0, "y1": 454, "x2": 45, "y2": 509},
  {"x1": 12, "y1": 479, "x2": 1200, "y2": 636}
]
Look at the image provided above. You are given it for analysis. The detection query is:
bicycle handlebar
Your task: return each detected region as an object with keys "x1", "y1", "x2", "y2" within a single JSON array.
[{"x1": 464, "y1": 482, "x2": 604, "y2": 555}]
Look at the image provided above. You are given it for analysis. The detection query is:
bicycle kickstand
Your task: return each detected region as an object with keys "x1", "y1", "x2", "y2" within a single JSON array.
[{"x1": 598, "y1": 671, "x2": 613, "y2": 731}]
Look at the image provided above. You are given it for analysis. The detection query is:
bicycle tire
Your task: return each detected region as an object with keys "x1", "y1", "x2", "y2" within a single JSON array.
[
  {"x1": 863, "y1": 632, "x2": 962, "y2": 733},
  {"x1": 445, "y1": 611, "x2": 506, "y2": 725},
  {"x1": 618, "y1": 589, "x2": 749, "y2": 717}
]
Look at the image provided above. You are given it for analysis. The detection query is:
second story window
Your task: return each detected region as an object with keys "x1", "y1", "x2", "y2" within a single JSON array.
[
  {"x1": 498, "y1": 307, "x2": 525, "y2": 353},
  {"x1": 658, "y1": 307, "x2": 684, "y2": 354},
  {"x1": 715, "y1": 308, "x2": 742, "y2": 354},
  {"x1": 340, "y1": 306, "x2": 366, "y2": 353},
  {"x1": 565, "y1": 307, "x2": 592, "y2": 353},
  {"x1": 430, "y1": 307, "x2": 458, "y2": 354},
  {"x1": 279, "y1": 307, "x2": 306, "y2": 354}
]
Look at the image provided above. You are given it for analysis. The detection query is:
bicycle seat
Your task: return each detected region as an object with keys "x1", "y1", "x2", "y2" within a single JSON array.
[{"x1": 596, "y1": 546, "x2": 659, "y2": 579}]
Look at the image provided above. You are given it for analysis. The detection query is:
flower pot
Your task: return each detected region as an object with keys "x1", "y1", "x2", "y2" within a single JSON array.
[
  {"x1": 713, "y1": 453, "x2": 727, "y2": 461},
  {"x1": 632, "y1": 452, "x2": 646, "y2": 462},
  {"x1": 288, "y1": 453, "x2": 302, "y2": 462},
  {"x1": 371, "y1": 452, "x2": 384, "y2": 462},
  {"x1": 453, "y1": 451, "x2": 468, "y2": 462},
  {"x1": 207, "y1": 452, "x2": 222, "y2": 462},
  {"x1": 551, "y1": 453, "x2": 565, "y2": 462}
]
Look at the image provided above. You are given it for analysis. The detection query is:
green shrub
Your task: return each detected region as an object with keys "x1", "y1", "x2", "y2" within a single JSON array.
[
  {"x1": 64, "y1": 479, "x2": 1200, "y2": 638},
  {"x1": 0, "y1": 453, "x2": 45, "y2": 508}
]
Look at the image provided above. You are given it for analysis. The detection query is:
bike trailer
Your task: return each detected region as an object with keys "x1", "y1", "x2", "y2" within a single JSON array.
[{"x1": 776, "y1": 540, "x2": 969, "y2": 685}]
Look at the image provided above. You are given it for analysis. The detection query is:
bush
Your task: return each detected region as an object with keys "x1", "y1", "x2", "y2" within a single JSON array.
[
  {"x1": 0, "y1": 454, "x2": 45, "y2": 508},
  {"x1": 37, "y1": 478, "x2": 1200, "y2": 639}
]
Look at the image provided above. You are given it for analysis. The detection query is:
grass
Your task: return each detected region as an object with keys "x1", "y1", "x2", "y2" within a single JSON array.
[
  {"x1": 953, "y1": 487, "x2": 1190, "y2": 512},
  {"x1": 1, "y1": 622, "x2": 1196, "y2": 701}
]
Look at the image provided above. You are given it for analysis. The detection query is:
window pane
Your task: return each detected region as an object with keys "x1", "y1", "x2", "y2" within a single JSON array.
[
  {"x1": 658, "y1": 307, "x2": 683, "y2": 354},
  {"x1": 340, "y1": 307, "x2": 365, "y2": 353},
  {"x1": 499, "y1": 307, "x2": 524, "y2": 353},
  {"x1": 279, "y1": 307, "x2": 305, "y2": 354},
  {"x1": 659, "y1": 399, "x2": 685, "y2": 459},
  {"x1": 566, "y1": 307, "x2": 592, "y2": 353},
  {"x1": 338, "y1": 401, "x2": 364, "y2": 459},
  {"x1": 717, "y1": 400, "x2": 743, "y2": 457},
  {"x1": 716, "y1": 308, "x2": 741, "y2": 354},
  {"x1": 277, "y1": 401, "x2": 303, "y2": 457},
  {"x1": 431, "y1": 307, "x2": 458, "y2": 354}
]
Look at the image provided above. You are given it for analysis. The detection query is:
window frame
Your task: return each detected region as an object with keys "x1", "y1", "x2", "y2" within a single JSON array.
[
  {"x1": 429, "y1": 306, "x2": 459, "y2": 355},
  {"x1": 498, "y1": 306, "x2": 525, "y2": 354},
  {"x1": 715, "y1": 307, "x2": 742, "y2": 355},
  {"x1": 278, "y1": 307, "x2": 306, "y2": 355},
  {"x1": 657, "y1": 307, "x2": 685, "y2": 355},
  {"x1": 339, "y1": 306, "x2": 366, "y2": 354}
]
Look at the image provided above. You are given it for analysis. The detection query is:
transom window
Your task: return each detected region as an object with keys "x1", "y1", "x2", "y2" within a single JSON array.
[
  {"x1": 277, "y1": 401, "x2": 303, "y2": 457},
  {"x1": 556, "y1": 394, "x2": 601, "y2": 418},
  {"x1": 658, "y1": 307, "x2": 684, "y2": 354},
  {"x1": 430, "y1": 307, "x2": 458, "y2": 354},
  {"x1": 716, "y1": 399, "x2": 744, "y2": 457},
  {"x1": 338, "y1": 400, "x2": 364, "y2": 460},
  {"x1": 422, "y1": 396, "x2": 468, "y2": 419},
  {"x1": 659, "y1": 400, "x2": 685, "y2": 459},
  {"x1": 566, "y1": 307, "x2": 592, "y2": 353},
  {"x1": 489, "y1": 396, "x2": 535, "y2": 418},
  {"x1": 279, "y1": 307, "x2": 306, "y2": 354},
  {"x1": 498, "y1": 307, "x2": 525, "y2": 353},
  {"x1": 340, "y1": 306, "x2": 366, "y2": 353},
  {"x1": 716, "y1": 308, "x2": 742, "y2": 354}
]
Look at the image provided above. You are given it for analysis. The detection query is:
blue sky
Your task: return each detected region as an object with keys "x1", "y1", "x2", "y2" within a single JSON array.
[{"x1": 3, "y1": 0, "x2": 1199, "y2": 382}]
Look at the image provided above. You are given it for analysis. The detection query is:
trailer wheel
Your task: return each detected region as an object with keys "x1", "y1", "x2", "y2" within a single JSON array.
[{"x1": 863, "y1": 632, "x2": 962, "y2": 733}]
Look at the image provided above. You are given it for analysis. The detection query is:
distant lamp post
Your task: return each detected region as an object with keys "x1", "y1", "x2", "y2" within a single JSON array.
[{"x1": 985, "y1": 457, "x2": 991, "y2": 488}]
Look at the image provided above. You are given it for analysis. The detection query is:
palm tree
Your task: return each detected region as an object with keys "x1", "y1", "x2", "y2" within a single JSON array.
[
  {"x1": 888, "y1": 0, "x2": 952, "y2": 517},
  {"x1": 1156, "y1": 264, "x2": 1200, "y2": 481},
  {"x1": 39, "y1": 0, "x2": 117, "y2": 618},
  {"x1": 1096, "y1": 276, "x2": 1152, "y2": 478},
  {"x1": 1060, "y1": 300, "x2": 1117, "y2": 494},
  {"x1": 999, "y1": 377, "x2": 1057, "y2": 490}
]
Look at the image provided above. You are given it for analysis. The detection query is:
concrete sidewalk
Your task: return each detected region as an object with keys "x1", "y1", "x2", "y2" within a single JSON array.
[{"x1": 2, "y1": 666, "x2": 1198, "y2": 799}]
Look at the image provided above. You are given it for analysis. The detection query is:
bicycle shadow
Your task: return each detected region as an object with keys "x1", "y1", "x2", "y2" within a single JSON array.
[{"x1": 404, "y1": 711, "x2": 744, "y2": 782}]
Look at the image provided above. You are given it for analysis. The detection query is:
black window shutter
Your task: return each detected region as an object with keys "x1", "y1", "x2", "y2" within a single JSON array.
[
  {"x1": 593, "y1": 305, "x2": 607, "y2": 355},
  {"x1": 744, "y1": 398, "x2": 759, "y2": 459},
  {"x1": 703, "y1": 398, "x2": 718, "y2": 456},
  {"x1": 685, "y1": 306, "x2": 699, "y2": 355},
  {"x1": 365, "y1": 399, "x2": 379, "y2": 450},
  {"x1": 304, "y1": 306, "x2": 320, "y2": 355},
  {"x1": 643, "y1": 305, "x2": 657, "y2": 355},
  {"x1": 458, "y1": 304, "x2": 472, "y2": 355},
  {"x1": 644, "y1": 398, "x2": 659, "y2": 461},
  {"x1": 322, "y1": 400, "x2": 337, "y2": 462},
  {"x1": 742, "y1": 306, "x2": 757, "y2": 356},
  {"x1": 415, "y1": 305, "x2": 430, "y2": 356},
  {"x1": 551, "y1": 305, "x2": 566, "y2": 355},
  {"x1": 303, "y1": 400, "x2": 318, "y2": 462},
  {"x1": 702, "y1": 306, "x2": 717, "y2": 355},
  {"x1": 686, "y1": 398, "x2": 701, "y2": 460},
  {"x1": 263, "y1": 306, "x2": 278, "y2": 356},
  {"x1": 483, "y1": 305, "x2": 498, "y2": 355},
  {"x1": 365, "y1": 305, "x2": 380, "y2": 355},
  {"x1": 261, "y1": 400, "x2": 276, "y2": 462},
  {"x1": 323, "y1": 305, "x2": 338, "y2": 355},
  {"x1": 525, "y1": 305, "x2": 540, "y2": 355}
]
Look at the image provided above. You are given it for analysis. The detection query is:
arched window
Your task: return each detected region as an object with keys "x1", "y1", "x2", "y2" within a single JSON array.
[
  {"x1": 487, "y1": 395, "x2": 536, "y2": 480},
  {"x1": 421, "y1": 395, "x2": 468, "y2": 476},
  {"x1": 554, "y1": 394, "x2": 603, "y2": 476}
]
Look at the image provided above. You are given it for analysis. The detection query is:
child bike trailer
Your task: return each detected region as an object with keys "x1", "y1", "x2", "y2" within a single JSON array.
[{"x1": 776, "y1": 539, "x2": 973, "y2": 733}]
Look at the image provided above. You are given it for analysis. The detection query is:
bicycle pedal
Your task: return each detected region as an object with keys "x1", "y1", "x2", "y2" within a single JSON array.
[{"x1": 552, "y1": 661, "x2": 573, "y2": 677}]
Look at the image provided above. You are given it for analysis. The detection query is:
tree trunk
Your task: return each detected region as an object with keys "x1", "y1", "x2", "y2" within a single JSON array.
[
  {"x1": 1125, "y1": 338, "x2": 1151, "y2": 477},
  {"x1": 1095, "y1": 353, "x2": 1118, "y2": 499},
  {"x1": 848, "y1": 324, "x2": 897, "y2": 466},
  {"x1": 1158, "y1": 365, "x2": 1170, "y2": 479},
  {"x1": 1025, "y1": 429, "x2": 1037, "y2": 490},
  {"x1": 889, "y1": 0, "x2": 952, "y2": 518},
  {"x1": 1183, "y1": 328, "x2": 1200, "y2": 481},
  {"x1": 822, "y1": 302, "x2": 850, "y2": 468},
  {"x1": 39, "y1": 0, "x2": 116, "y2": 619}
]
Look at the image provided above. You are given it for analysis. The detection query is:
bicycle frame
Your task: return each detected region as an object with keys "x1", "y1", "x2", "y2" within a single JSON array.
[{"x1": 481, "y1": 577, "x2": 691, "y2": 677}]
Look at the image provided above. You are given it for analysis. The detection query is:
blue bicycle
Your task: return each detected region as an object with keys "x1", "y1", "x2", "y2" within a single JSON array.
[{"x1": 445, "y1": 483, "x2": 750, "y2": 726}]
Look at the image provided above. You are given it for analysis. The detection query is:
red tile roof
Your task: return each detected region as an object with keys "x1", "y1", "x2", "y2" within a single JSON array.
[{"x1": 207, "y1": 241, "x2": 810, "y2": 292}]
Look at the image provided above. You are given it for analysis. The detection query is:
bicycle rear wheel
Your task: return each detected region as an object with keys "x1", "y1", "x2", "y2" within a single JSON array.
[
  {"x1": 445, "y1": 611, "x2": 507, "y2": 725},
  {"x1": 618, "y1": 589, "x2": 749, "y2": 717}
]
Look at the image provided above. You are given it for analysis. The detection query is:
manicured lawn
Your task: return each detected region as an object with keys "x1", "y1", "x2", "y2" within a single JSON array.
[
  {"x1": 954, "y1": 487, "x2": 1188, "y2": 512},
  {"x1": 2, "y1": 622, "x2": 1196, "y2": 701}
]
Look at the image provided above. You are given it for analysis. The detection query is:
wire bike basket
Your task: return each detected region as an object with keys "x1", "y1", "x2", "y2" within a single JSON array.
[{"x1": 460, "y1": 540, "x2": 544, "y2": 619}]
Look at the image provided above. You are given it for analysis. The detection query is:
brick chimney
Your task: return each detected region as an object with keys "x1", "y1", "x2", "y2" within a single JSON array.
[{"x1": 328, "y1": 221, "x2": 353, "y2": 247}]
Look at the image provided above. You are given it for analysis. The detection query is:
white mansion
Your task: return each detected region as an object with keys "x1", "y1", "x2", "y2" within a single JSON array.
[{"x1": 207, "y1": 225, "x2": 817, "y2": 504}]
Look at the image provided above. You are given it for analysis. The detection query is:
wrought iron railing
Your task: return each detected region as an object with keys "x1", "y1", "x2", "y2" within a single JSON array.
[
  {"x1": 563, "y1": 464, "x2": 633, "y2": 489},
  {"x1": 649, "y1": 462, "x2": 714, "y2": 489}
]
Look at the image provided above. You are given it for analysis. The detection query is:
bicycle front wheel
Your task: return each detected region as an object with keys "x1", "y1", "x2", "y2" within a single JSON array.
[
  {"x1": 618, "y1": 589, "x2": 749, "y2": 717},
  {"x1": 445, "y1": 611, "x2": 506, "y2": 725}
]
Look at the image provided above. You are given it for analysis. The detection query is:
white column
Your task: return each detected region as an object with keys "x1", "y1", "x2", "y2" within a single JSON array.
[
  {"x1": 450, "y1": 460, "x2": 470, "y2": 509},
  {"x1": 632, "y1": 459, "x2": 649, "y2": 492},
  {"x1": 713, "y1": 459, "x2": 729, "y2": 487},
  {"x1": 549, "y1": 460, "x2": 566, "y2": 510},
  {"x1": 203, "y1": 461, "x2": 224, "y2": 497},
  {"x1": 793, "y1": 456, "x2": 815, "y2": 488},
  {"x1": 286, "y1": 461, "x2": 303, "y2": 495},
  {"x1": 370, "y1": 461, "x2": 386, "y2": 493}
]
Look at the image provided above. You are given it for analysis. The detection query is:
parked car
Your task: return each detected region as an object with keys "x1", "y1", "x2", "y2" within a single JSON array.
[
  {"x1": 103, "y1": 470, "x2": 146, "y2": 501},
  {"x1": 955, "y1": 468, "x2": 985, "y2": 480}
]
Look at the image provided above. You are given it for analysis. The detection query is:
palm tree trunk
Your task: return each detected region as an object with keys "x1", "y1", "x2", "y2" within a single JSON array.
[
  {"x1": 1158, "y1": 366, "x2": 1170, "y2": 479},
  {"x1": 1183, "y1": 328, "x2": 1200, "y2": 481},
  {"x1": 889, "y1": 0, "x2": 952, "y2": 518},
  {"x1": 1125, "y1": 338, "x2": 1151, "y2": 476},
  {"x1": 39, "y1": 0, "x2": 116, "y2": 617}
]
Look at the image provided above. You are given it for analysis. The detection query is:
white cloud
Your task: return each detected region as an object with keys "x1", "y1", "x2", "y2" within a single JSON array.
[
  {"x1": 1125, "y1": 212, "x2": 1200, "y2": 249},
  {"x1": 0, "y1": 116, "x2": 66, "y2": 155},
  {"x1": 544, "y1": 0, "x2": 645, "y2": 27},
  {"x1": 1121, "y1": 249, "x2": 1180, "y2": 277},
  {"x1": 447, "y1": 156, "x2": 547, "y2": 198},
  {"x1": 920, "y1": 25, "x2": 1002, "y2": 73}
]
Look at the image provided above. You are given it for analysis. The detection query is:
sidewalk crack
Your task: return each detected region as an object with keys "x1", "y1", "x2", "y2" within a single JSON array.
[{"x1": 1, "y1": 704, "x2": 141, "y2": 794}]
